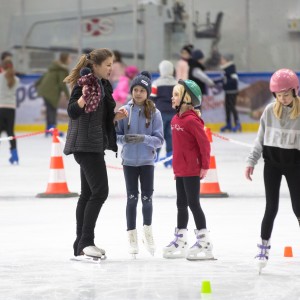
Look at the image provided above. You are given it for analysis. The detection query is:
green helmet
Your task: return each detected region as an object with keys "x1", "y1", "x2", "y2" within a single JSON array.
[{"x1": 178, "y1": 79, "x2": 202, "y2": 106}]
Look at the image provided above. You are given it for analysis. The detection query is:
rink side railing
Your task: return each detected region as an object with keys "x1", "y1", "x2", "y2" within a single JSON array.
[{"x1": 14, "y1": 71, "x2": 300, "y2": 133}]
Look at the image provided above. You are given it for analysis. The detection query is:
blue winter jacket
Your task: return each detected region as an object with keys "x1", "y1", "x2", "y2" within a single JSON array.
[{"x1": 116, "y1": 99, "x2": 164, "y2": 166}]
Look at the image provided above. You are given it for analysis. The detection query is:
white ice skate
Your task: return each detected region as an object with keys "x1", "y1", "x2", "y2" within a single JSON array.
[
  {"x1": 186, "y1": 229, "x2": 215, "y2": 261},
  {"x1": 128, "y1": 229, "x2": 139, "y2": 259},
  {"x1": 142, "y1": 225, "x2": 156, "y2": 256},
  {"x1": 163, "y1": 228, "x2": 188, "y2": 259},
  {"x1": 71, "y1": 245, "x2": 106, "y2": 263},
  {"x1": 255, "y1": 239, "x2": 271, "y2": 275}
]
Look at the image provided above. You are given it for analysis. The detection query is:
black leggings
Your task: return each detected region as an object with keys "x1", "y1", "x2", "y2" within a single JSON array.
[
  {"x1": 123, "y1": 165, "x2": 154, "y2": 231},
  {"x1": 0, "y1": 108, "x2": 16, "y2": 150},
  {"x1": 176, "y1": 176, "x2": 206, "y2": 230},
  {"x1": 261, "y1": 163, "x2": 300, "y2": 240},
  {"x1": 73, "y1": 152, "x2": 108, "y2": 255}
]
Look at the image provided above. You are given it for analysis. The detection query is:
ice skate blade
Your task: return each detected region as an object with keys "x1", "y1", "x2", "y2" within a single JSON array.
[
  {"x1": 257, "y1": 261, "x2": 267, "y2": 275},
  {"x1": 70, "y1": 254, "x2": 106, "y2": 264},
  {"x1": 186, "y1": 257, "x2": 217, "y2": 261},
  {"x1": 163, "y1": 252, "x2": 186, "y2": 259}
]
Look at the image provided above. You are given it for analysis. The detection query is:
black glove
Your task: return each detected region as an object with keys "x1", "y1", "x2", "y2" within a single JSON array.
[{"x1": 125, "y1": 134, "x2": 145, "y2": 143}]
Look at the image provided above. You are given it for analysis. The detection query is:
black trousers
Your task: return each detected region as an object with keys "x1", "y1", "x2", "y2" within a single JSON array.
[
  {"x1": 261, "y1": 163, "x2": 300, "y2": 240},
  {"x1": 176, "y1": 176, "x2": 206, "y2": 230},
  {"x1": 73, "y1": 152, "x2": 108, "y2": 255},
  {"x1": 224, "y1": 93, "x2": 239, "y2": 125},
  {"x1": 0, "y1": 108, "x2": 16, "y2": 150},
  {"x1": 123, "y1": 165, "x2": 154, "y2": 231},
  {"x1": 44, "y1": 98, "x2": 57, "y2": 127}
]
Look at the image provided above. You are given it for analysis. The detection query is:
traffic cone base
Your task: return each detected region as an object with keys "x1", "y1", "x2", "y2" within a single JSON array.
[
  {"x1": 36, "y1": 128, "x2": 78, "y2": 198},
  {"x1": 200, "y1": 182, "x2": 228, "y2": 198},
  {"x1": 200, "y1": 128, "x2": 228, "y2": 198}
]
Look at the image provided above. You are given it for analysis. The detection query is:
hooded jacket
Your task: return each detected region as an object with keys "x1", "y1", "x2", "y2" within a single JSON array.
[
  {"x1": 35, "y1": 61, "x2": 70, "y2": 108},
  {"x1": 116, "y1": 99, "x2": 164, "y2": 166},
  {"x1": 220, "y1": 61, "x2": 238, "y2": 93},
  {"x1": 171, "y1": 110, "x2": 210, "y2": 177}
]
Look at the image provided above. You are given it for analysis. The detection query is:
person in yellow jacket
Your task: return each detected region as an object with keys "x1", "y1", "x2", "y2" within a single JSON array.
[{"x1": 35, "y1": 52, "x2": 71, "y2": 136}]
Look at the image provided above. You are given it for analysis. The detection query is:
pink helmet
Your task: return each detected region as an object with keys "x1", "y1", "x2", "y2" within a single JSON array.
[
  {"x1": 125, "y1": 65, "x2": 139, "y2": 79},
  {"x1": 269, "y1": 68, "x2": 299, "y2": 93}
]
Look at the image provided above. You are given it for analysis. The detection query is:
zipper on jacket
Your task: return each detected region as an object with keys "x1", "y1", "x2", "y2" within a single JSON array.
[{"x1": 136, "y1": 108, "x2": 141, "y2": 166}]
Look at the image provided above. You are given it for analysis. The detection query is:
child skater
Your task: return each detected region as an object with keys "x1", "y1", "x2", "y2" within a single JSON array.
[
  {"x1": 163, "y1": 79, "x2": 214, "y2": 260},
  {"x1": 245, "y1": 68, "x2": 300, "y2": 273},
  {"x1": 0, "y1": 59, "x2": 20, "y2": 164},
  {"x1": 63, "y1": 48, "x2": 127, "y2": 262},
  {"x1": 115, "y1": 71, "x2": 164, "y2": 258}
]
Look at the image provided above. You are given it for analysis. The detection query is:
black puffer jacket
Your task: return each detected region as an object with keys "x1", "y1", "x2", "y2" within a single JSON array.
[
  {"x1": 188, "y1": 59, "x2": 208, "y2": 95},
  {"x1": 64, "y1": 79, "x2": 117, "y2": 155}
]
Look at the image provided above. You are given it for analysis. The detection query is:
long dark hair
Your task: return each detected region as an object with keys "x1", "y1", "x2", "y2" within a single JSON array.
[{"x1": 2, "y1": 59, "x2": 16, "y2": 88}]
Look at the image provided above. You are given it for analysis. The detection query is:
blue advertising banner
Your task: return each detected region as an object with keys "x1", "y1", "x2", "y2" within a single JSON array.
[{"x1": 14, "y1": 72, "x2": 298, "y2": 131}]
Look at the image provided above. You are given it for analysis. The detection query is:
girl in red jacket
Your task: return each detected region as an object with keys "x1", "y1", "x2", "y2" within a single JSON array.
[{"x1": 163, "y1": 79, "x2": 214, "y2": 260}]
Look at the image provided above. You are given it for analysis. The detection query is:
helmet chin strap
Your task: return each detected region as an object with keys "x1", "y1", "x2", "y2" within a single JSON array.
[{"x1": 175, "y1": 90, "x2": 192, "y2": 112}]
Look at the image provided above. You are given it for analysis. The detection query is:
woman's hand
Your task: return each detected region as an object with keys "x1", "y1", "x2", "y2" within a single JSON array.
[
  {"x1": 114, "y1": 107, "x2": 128, "y2": 122},
  {"x1": 77, "y1": 96, "x2": 86, "y2": 108},
  {"x1": 77, "y1": 86, "x2": 88, "y2": 108},
  {"x1": 245, "y1": 166, "x2": 254, "y2": 181},
  {"x1": 200, "y1": 169, "x2": 208, "y2": 180}
]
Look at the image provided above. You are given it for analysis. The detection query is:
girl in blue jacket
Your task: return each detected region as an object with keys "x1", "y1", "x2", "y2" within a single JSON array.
[{"x1": 116, "y1": 71, "x2": 164, "y2": 258}]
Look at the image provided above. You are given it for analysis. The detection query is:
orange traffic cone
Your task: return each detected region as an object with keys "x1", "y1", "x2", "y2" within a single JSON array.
[
  {"x1": 36, "y1": 129, "x2": 78, "y2": 198},
  {"x1": 200, "y1": 127, "x2": 228, "y2": 198}
]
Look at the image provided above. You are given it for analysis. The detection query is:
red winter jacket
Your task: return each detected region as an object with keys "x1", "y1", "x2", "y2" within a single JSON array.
[{"x1": 171, "y1": 110, "x2": 210, "y2": 177}]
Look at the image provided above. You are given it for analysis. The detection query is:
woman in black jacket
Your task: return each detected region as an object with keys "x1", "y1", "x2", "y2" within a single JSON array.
[{"x1": 63, "y1": 48, "x2": 127, "y2": 261}]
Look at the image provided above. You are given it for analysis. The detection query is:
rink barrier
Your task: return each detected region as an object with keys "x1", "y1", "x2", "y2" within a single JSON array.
[
  {"x1": 36, "y1": 128, "x2": 78, "y2": 198},
  {"x1": 200, "y1": 127, "x2": 229, "y2": 198}
]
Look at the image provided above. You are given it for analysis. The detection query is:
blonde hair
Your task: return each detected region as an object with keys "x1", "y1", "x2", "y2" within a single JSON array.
[
  {"x1": 273, "y1": 96, "x2": 300, "y2": 120},
  {"x1": 64, "y1": 48, "x2": 113, "y2": 89},
  {"x1": 2, "y1": 59, "x2": 16, "y2": 88},
  {"x1": 173, "y1": 84, "x2": 201, "y2": 116},
  {"x1": 173, "y1": 84, "x2": 192, "y2": 103}
]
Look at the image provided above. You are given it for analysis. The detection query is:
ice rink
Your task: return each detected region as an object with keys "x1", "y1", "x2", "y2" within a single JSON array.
[{"x1": 1, "y1": 131, "x2": 300, "y2": 300}]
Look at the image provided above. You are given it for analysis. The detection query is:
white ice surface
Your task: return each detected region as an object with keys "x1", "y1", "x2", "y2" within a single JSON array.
[{"x1": 0, "y1": 132, "x2": 300, "y2": 300}]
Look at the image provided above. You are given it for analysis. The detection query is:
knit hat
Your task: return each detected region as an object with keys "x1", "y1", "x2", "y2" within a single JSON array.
[
  {"x1": 159, "y1": 60, "x2": 174, "y2": 77},
  {"x1": 130, "y1": 71, "x2": 152, "y2": 98},
  {"x1": 192, "y1": 49, "x2": 204, "y2": 61}
]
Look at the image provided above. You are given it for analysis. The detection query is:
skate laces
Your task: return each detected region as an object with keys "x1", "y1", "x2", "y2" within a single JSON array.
[
  {"x1": 255, "y1": 243, "x2": 270, "y2": 259},
  {"x1": 191, "y1": 233, "x2": 206, "y2": 249},
  {"x1": 168, "y1": 233, "x2": 183, "y2": 248},
  {"x1": 144, "y1": 230, "x2": 154, "y2": 245},
  {"x1": 129, "y1": 233, "x2": 137, "y2": 245}
]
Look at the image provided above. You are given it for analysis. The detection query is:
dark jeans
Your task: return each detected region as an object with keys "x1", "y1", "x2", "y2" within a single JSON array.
[
  {"x1": 123, "y1": 165, "x2": 154, "y2": 231},
  {"x1": 0, "y1": 108, "x2": 16, "y2": 150},
  {"x1": 224, "y1": 93, "x2": 239, "y2": 125},
  {"x1": 44, "y1": 98, "x2": 57, "y2": 128},
  {"x1": 73, "y1": 152, "x2": 108, "y2": 255},
  {"x1": 176, "y1": 176, "x2": 206, "y2": 230},
  {"x1": 261, "y1": 163, "x2": 300, "y2": 240}
]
